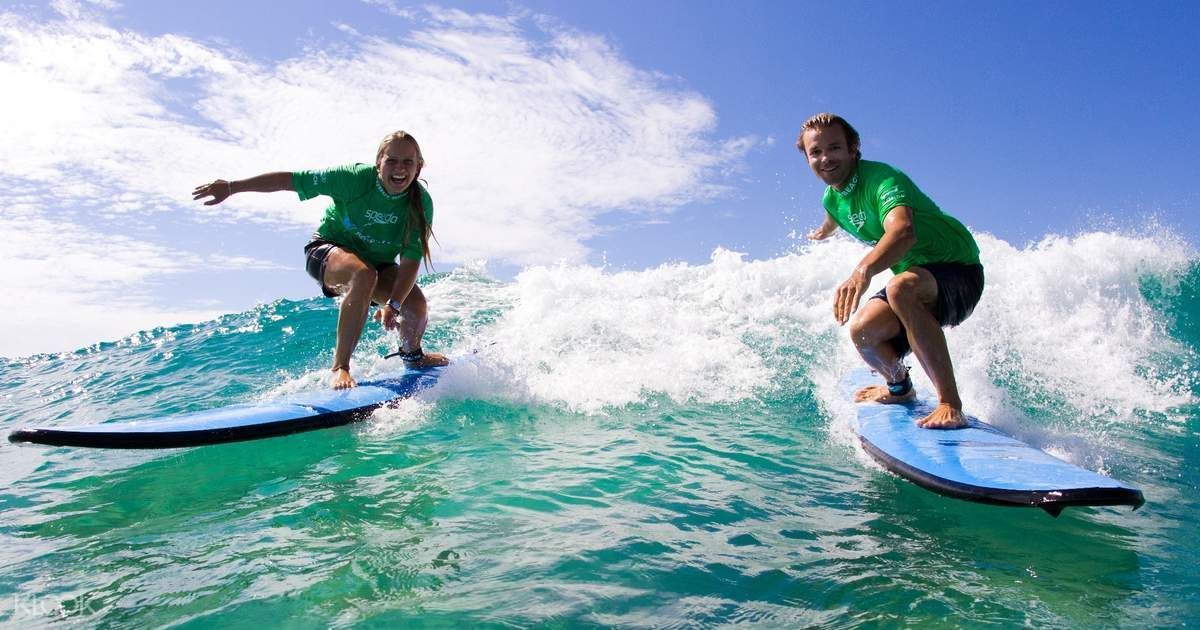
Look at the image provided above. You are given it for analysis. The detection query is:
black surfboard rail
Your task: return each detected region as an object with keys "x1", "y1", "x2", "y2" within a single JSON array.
[
  {"x1": 858, "y1": 436, "x2": 1146, "y2": 517},
  {"x1": 8, "y1": 367, "x2": 443, "y2": 449},
  {"x1": 8, "y1": 403, "x2": 380, "y2": 449}
]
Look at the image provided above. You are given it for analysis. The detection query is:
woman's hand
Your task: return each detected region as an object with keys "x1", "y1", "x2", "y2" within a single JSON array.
[
  {"x1": 373, "y1": 303, "x2": 401, "y2": 331},
  {"x1": 192, "y1": 179, "x2": 234, "y2": 205}
]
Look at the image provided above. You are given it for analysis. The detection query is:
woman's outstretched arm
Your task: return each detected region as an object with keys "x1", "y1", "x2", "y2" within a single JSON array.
[{"x1": 193, "y1": 172, "x2": 294, "y2": 205}]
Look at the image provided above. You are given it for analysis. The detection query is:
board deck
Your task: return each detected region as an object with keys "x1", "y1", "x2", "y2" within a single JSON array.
[
  {"x1": 844, "y1": 369, "x2": 1144, "y2": 516},
  {"x1": 8, "y1": 366, "x2": 444, "y2": 449}
]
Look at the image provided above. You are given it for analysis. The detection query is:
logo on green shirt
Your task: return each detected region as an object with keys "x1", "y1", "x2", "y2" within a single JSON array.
[
  {"x1": 364, "y1": 208, "x2": 399, "y2": 225},
  {"x1": 848, "y1": 208, "x2": 866, "y2": 230}
]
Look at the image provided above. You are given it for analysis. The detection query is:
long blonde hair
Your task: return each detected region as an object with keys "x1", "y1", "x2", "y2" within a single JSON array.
[{"x1": 376, "y1": 130, "x2": 434, "y2": 268}]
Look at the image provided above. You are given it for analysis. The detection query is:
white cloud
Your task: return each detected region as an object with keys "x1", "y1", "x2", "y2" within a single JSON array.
[
  {"x1": 360, "y1": 0, "x2": 421, "y2": 20},
  {"x1": 0, "y1": 6, "x2": 750, "y2": 264},
  {"x1": 0, "y1": 211, "x2": 285, "y2": 358},
  {"x1": 50, "y1": 0, "x2": 121, "y2": 21},
  {"x1": 0, "y1": 5, "x2": 755, "y2": 356}
]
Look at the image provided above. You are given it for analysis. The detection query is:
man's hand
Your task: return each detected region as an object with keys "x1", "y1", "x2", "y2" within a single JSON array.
[
  {"x1": 830, "y1": 206, "x2": 915, "y2": 324},
  {"x1": 808, "y1": 214, "x2": 838, "y2": 241},
  {"x1": 834, "y1": 266, "x2": 870, "y2": 325}
]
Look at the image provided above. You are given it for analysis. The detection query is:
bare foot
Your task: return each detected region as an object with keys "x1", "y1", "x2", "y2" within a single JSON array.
[
  {"x1": 408, "y1": 352, "x2": 450, "y2": 368},
  {"x1": 854, "y1": 384, "x2": 916, "y2": 405},
  {"x1": 916, "y1": 403, "x2": 967, "y2": 429},
  {"x1": 331, "y1": 367, "x2": 357, "y2": 390}
]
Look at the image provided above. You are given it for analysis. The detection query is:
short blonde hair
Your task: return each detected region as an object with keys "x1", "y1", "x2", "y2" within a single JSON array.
[{"x1": 797, "y1": 113, "x2": 861, "y2": 159}]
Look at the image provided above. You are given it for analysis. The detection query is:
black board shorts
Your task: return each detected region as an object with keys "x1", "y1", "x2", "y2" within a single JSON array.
[
  {"x1": 304, "y1": 239, "x2": 399, "y2": 299},
  {"x1": 869, "y1": 262, "x2": 984, "y2": 357}
]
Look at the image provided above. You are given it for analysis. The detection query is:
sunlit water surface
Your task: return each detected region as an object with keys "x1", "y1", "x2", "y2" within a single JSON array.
[{"x1": 2, "y1": 232, "x2": 1197, "y2": 627}]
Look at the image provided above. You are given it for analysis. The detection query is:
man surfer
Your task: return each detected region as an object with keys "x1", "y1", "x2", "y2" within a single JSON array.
[
  {"x1": 193, "y1": 130, "x2": 449, "y2": 390},
  {"x1": 798, "y1": 113, "x2": 983, "y2": 429}
]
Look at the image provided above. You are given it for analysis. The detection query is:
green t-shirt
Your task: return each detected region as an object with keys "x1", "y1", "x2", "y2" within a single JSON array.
[
  {"x1": 293, "y1": 163, "x2": 434, "y2": 266},
  {"x1": 822, "y1": 160, "x2": 980, "y2": 273}
]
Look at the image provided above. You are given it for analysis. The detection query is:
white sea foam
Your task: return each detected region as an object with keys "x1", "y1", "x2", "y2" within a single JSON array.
[
  {"x1": 363, "y1": 397, "x2": 437, "y2": 437},
  {"x1": 953, "y1": 232, "x2": 1195, "y2": 422},
  {"x1": 277, "y1": 229, "x2": 1194, "y2": 465},
  {"x1": 414, "y1": 230, "x2": 1196, "y2": 463},
  {"x1": 427, "y1": 241, "x2": 873, "y2": 414}
]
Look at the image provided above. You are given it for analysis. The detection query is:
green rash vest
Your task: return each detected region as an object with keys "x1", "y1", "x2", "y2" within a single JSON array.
[
  {"x1": 293, "y1": 163, "x2": 434, "y2": 267},
  {"x1": 822, "y1": 160, "x2": 980, "y2": 274}
]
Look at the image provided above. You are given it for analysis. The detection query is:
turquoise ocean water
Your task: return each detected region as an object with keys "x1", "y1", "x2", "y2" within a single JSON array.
[{"x1": 2, "y1": 232, "x2": 1197, "y2": 627}]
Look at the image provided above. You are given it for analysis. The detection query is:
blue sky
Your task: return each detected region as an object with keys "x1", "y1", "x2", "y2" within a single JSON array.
[{"x1": 2, "y1": 0, "x2": 1197, "y2": 358}]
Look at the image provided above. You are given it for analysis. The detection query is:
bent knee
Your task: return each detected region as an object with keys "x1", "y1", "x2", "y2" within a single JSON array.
[
  {"x1": 884, "y1": 274, "x2": 919, "y2": 299},
  {"x1": 341, "y1": 263, "x2": 379, "y2": 294},
  {"x1": 884, "y1": 272, "x2": 934, "y2": 309},
  {"x1": 402, "y1": 287, "x2": 429, "y2": 315},
  {"x1": 849, "y1": 304, "x2": 898, "y2": 346}
]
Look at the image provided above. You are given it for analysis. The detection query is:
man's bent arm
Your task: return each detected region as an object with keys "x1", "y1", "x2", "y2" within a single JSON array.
[
  {"x1": 855, "y1": 206, "x2": 916, "y2": 278},
  {"x1": 833, "y1": 206, "x2": 917, "y2": 324},
  {"x1": 808, "y1": 214, "x2": 840, "y2": 241}
]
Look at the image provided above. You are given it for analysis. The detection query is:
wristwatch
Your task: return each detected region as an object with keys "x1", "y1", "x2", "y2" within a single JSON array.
[{"x1": 386, "y1": 299, "x2": 403, "y2": 311}]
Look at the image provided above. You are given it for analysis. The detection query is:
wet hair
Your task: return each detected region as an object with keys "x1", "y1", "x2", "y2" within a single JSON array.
[
  {"x1": 796, "y1": 113, "x2": 861, "y2": 159},
  {"x1": 376, "y1": 131, "x2": 434, "y2": 268}
]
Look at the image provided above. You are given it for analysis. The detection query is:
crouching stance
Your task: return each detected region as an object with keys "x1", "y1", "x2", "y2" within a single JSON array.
[
  {"x1": 799, "y1": 113, "x2": 983, "y2": 428},
  {"x1": 193, "y1": 130, "x2": 449, "y2": 389}
]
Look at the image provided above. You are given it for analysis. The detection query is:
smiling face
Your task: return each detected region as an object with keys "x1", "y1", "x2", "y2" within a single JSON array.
[
  {"x1": 376, "y1": 138, "x2": 422, "y2": 195},
  {"x1": 800, "y1": 124, "x2": 858, "y2": 189}
]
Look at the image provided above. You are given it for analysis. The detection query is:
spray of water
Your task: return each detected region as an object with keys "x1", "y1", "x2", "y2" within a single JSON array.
[{"x1": 410, "y1": 230, "x2": 1192, "y2": 460}]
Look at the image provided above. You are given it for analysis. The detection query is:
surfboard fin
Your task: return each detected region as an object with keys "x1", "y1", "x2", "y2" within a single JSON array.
[{"x1": 1041, "y1": 505, "x2": 1064, "y2": 517}]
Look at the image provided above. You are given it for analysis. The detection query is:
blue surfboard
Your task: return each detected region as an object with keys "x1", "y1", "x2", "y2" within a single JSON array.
[
  {"x1": 845, "y1": 369, "x2": 1144, "y2": 516},
  {"x1": 8, "y1": 366, "x2": 444, "y2": 449}
]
